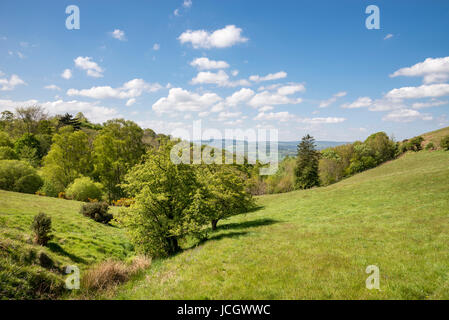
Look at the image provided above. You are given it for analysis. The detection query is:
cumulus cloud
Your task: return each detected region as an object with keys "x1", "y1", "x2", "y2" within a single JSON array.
[
  {"x1": 153, "y1": 43, "x2": 160, "y2": 51},
  {"x1": 190, "y1": 57, "x2": 229, "y2": 70},
  {"x1": 319, "y1": 91, "x2": 347, "y2": 108},
  {"x1": 411, "y1": 99, "x2": 448, "y2": 109},
  {"x1": 249, "y1": 71, "x2": 287, "y2": 82},
  {"x1": 217, "y1": 111, "x2": 242, "y2": 121},
  {"x1": 191, "y1": 70, "x2": 250, "y2": 87},
  {"x1": 178, "y1": 25, "x2": 248, "y2": 49},
  {"x1": 152, "y1": 88, "x2": 222, "y2": 114},
  {"x1": 110, "y1": 29, "x2": 126, "y2": 41},
  {"x1": 74, "y1": 56, "x2": 104, "y2": 78},
  {"x1": 276, "y1": 84, "x2": 305, "y2": 95},
  {"x1": 0, "y1": 74, "x2": 26, "y2": 91},
  {"x1": 384, "y1": 34, "x2": 394, "y2": 40},
  {"x1": 385, "y1": 83, "x2": 449, "y2": 99},
  {"x1": 248, "y1": 90, "x2": 303, "y2": 108},
  {"x1": 254, "y1": 111, "x2": 292, "y2": 122},
  {"x1": 382, "y1": 109, "x2": 432, "y2": 123},
  {"x1": 225, "y1": 88, "x2": 255, "y2": 106},
  {"x1": 126, "y1": 98, "x2": 136, "y2": 107},
  {"x1": 341, "y1": 97, "x2": 373, "y2": 109},
  {"x1": 390, "y1": 56, "x2": 449, "y2": 84},
  {"x1": 61, "y1": 69, "x2": 72, "y2": 80},
  {"x1": 67, "y1": 78, "x2": 162, "y2": 100}
]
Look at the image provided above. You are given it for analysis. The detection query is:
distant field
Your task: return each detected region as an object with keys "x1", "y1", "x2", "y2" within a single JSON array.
[{"x1": 108, "y1": 150, "x2": 449, "y2": 299}]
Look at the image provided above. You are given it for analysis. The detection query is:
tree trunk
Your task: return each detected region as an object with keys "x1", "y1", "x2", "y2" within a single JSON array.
[
  {"x1": 167, "y1": 237, "x2": 181, "y2": 255},
  {"x1": 211, "y1": 219, "x2": 219, "y2": 231}
]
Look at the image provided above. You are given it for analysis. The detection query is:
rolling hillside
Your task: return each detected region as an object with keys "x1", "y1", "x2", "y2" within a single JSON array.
[{"x1": 109, "y1": 150, "x2": 449, "y2": 299}]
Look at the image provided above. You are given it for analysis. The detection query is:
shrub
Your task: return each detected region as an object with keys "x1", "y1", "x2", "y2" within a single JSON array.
[
  {"x1": 112, "y1": 198, "x2": 135, "y2": 207},
  {"x1": 0, "y1": 160, "x2": 43, "y2": 194},
  {"x1": 65, "y1": 177, "x2": 103, "y2": 202},
  {"x1": 80, "y1": 202, "x2": 113, "y2": 224},
  {"x1": 425, "y1": 142, "x2": 435, "y2": 151},
  {"x1": 408, "y1": 136, "x2": 424, "y2": 151},
  {"x1": 31, "y1": 213, "x2": 53, "y2": 246},
  {"x1": 0, "y1": 146, "x2": 18, "y2": 160},
  {"x1": 440, "y1": 135, "x2": 449, "y2": 151},
  {"x1": 39, "y1": 179, "x2": 60, "y2": 198}
]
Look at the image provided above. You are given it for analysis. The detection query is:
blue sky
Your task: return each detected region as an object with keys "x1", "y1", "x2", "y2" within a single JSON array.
[{"x1": 1, "y1": 0, "x2": 449, "y2": 141}]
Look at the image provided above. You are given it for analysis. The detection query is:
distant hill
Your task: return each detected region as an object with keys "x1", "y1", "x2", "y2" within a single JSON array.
[{"x1": 196, "y1": 139, "x2": 350, "y2": 160}]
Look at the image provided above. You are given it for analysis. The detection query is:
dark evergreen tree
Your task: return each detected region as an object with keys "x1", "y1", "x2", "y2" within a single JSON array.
[
  {"x1": 58, "y1": 113, "x2": 81, "y2": 130},
  {"x1": 294, "y1": 134, "x2": 320, "y2": 189}
]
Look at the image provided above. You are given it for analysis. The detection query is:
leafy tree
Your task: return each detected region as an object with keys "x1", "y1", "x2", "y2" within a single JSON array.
[
  {"x1": 93, "y1": 119, "x2": 145, "y2": 201},
  {"x1": 364, "y1": 132, "x2": 396, "y2": 163},
  {"x1": 0, "y1": 160, "x2": 43, "y2": 193},
  {"x1": 119, "y1": 142, "x2": 205, "y2": 257},
  {"x1": 42, "y1": 126, "x2": 92, "y2": 192},
  {"x1": 0, "y1": 146, "x2": 18, "y2": 160},
  {"x1": 0, "y1": 131, "x2": 13, "y2": 148},
  {"x1": 294, "y1": 134, "x2": 320, "y2": 189},
  {"x1": 58, "y1": 113, "x2": 81, "y2": 130},
  {"x1": 65, "y1": 176, "x2": 103, "y2": 202},
  {"x1": 199, "y1": 165, "x2": 254, "y2": 230},
  {"x1": 440, "y1": 135, "x2": 449, "y2": 151},
  {"x1": 15, "y1": 106, "x2": 48, "y2": 135}
]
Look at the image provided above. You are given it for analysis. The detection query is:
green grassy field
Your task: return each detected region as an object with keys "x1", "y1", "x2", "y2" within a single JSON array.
[
  {"x1": 108, "y1": 150, "x2": 449, "y2": 300},
  {"x1": 1, "y1": 149, "x2": 449, "y2": 299}
]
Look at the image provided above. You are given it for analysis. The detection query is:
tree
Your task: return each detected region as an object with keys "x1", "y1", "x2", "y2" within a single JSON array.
[
  {"x1": 14, "y1": 133, "x2": 42, "y2": 166},
  {"x1": 440, "y1": 135, "x2": 449, "y2": 151},
  {"x1": 119, "y1": 142, "x2": 205, "y2": 257},
  {"x1": 31, "y1": 213, "x2": 53, "y2": 246},
  {"x1": 294, "y1": 134, "x2": 320, "y2": 189},
  {"x1": 93, "y1": 119, "x2": 145, "y2": 202},
  {"x1": 58, "y1": 113, "x2": 81, "y2": 130},
  {"x1": 199, "y1": 165, "x2": 255, "y2": 230},
  {"x1": 42, "y1": 126, "x2": 92, "y2": 192},
  {"x1": 15, "y1": 106, "x2": 48, "y2": 135}
]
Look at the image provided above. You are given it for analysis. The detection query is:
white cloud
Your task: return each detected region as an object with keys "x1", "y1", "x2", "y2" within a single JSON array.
[
  {"x1": 341, "y1": 96, "x2": 373, "y2": 109},
  {"x1": 152, "y1": 87, "x2": 222, "y2": 114},
  {"x1": 67, "y1": 78, "x2": 162, "y2": 99},
  {"x1": 0, "y1": 74, "x2": 26, "y2": 91},
  {"x1": 249, "y1": 71, "x2": 287, "y2": 82},
  {"x1": 126, "y1": 98, "x2": 136, "y2": 107},
  {"x1": 74, "y1": 56, "x2": 104, "y2": 78},
  {"x1": 183, "y1": 0, "x2": 192, "y2": 8},
  {"x1": 248, "y1": 90, "x2": 303, "y2": 108},
  {"x1": 277, "y1": 84, "x2": 305, "y2": 95},
  {"x1": 190, "y1": 57, "x2": 229, "y2": 70},
  {"x1": 17, "y1": 52, "x2": 25, "y2": 59},
  {"x1": 390, "y1": 56, "x2": 449, "y2": 84},
  {"x1": 319, "y1": 91, "x2": 347, "y2": 108},
  {"x1": 385, "y1": 83, "x2": 449, "y2": 99},
  {"x1": 44, "y1": 84, "x2": 61, "y2": 91},
  {"x1": 231, "y1": 70, "x2": 239, "y2": 76},
  {"x1": 178, "y1": 25, "x2": 248, "y2": 49},
  {"x1": 61, "y1": 69, "x2": 72, "y2": 80},
  {"x1": 217, "y1": 111, "x2": 242, "y2": 121},
  {"x1": 225, "y1": 88, "x2": 255, "y2": 106},
  {"x1": 382, "y1": 109, "x2": 432, "y2": 122},
  {"x1": 411, "y1": 99, "x2": 447, "y2": 109},
  {"x1": 254, "y1": 111, "x2": 292, "y2": 122},
  {"x1": 259, "y1": 106, "x2": 274, "y2": 112},
  {"x1": 297, "y1": 117, "x2": 346, "y2": 124},
  {"x1": 384, "y1": 34, "x2": 394, "y2": 40},
  {"x1": 110, "y1": 29, "x2": 126, "y2": 41},
  {"x1": 174, "y1": 9, "x2": 180, "y2": 16},
  {"x1": 153, "y1": 43, "x2": 160, "y2": 51},
  {"x1": 191, "y1": 70, "x2": 250, "y2": 87}
]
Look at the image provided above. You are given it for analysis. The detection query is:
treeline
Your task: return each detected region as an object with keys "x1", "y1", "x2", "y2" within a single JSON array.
[{"x1": 253, "y1": 131, "x2": 449, "y2": 194}]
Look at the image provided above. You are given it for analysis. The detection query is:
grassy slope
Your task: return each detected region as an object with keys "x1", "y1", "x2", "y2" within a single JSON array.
[
  {"x1": 420, "y1": 126, "x2": 449, "y2": 147},
  {"x1": 110, "y1": 150, "x2": 449, "y2": 300}
]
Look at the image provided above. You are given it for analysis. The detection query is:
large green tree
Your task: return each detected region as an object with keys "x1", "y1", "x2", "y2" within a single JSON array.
[
  {"x1": 294, "y1": 134, "x2": 320, "y2": 189},
  {"x1": 120, "y1": 142, "x2": 206, "y2": 257},
  {"x1": 42, "y1": 126, "x2": 92, "y2": 192},
  {"x1": 93, "y1": 119, "x2": 145, "y2": 201}
]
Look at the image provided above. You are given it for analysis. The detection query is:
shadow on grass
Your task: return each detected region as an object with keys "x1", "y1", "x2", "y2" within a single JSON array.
[
  {"x1": 47, "y1": 243, "x2": 87, "y2": 264},
  {"x1": 208, "y1": 231, "x2": 249, "y2": 242},
  {"x1": 217, "y1": 218, "x2": 279, "y2": 231}
]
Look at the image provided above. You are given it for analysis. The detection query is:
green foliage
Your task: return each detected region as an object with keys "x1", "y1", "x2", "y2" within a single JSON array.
[
  {"x1": 364, "y1": 132, "x2": 396, "y2": 163},
  {"x1": 440, "y1": 135, "x2": 449, "y2": 151},
  {"x1": 93, "y1": 119, "x2": 145, "y2": 202},
  {"x1": 0, "y1": 160, "x2": 43, "y2": 193},
  {"x1": 402, "y1": 136, "x2": 424, "y2": 152},
  {"x1": 119, "y1": 142, "x2": 204, "y2": 258},
  {"x1": 80, "y1": 202, "x2": 113, "y2": 224},
  {"x1": 0, "y1": 146, "x2": 18, "y2": 160},
  {"x1": 65, "y1": 176, "x2": 104, "y2": 202},
  {"x1": 38, "y1": 179, "x2": 60, "y2": 197},
  {"x1": 0, "y1": 131, "x2": 13, "y2": 148},
  {"x1": 294, "y1": 134, "x2": 320, "y2": 189},
  {"x1": 14, "y1": 133, "x2": 42, "y2": 159},
  {"x1": 42, "y1": 126, "x2": 93, "y2": 191},
  {"x1": 199, "y1": 165, "x2": 255, "y2": 230},
  {"x1": 31, "y1": 213, "x2": 53, "y2": 246},
  {"x1": 425, "y1": 142, "x2": 435, "y2": 150},
  {"x1": 265, "y1": 157, "x2": 296, "y2": 193},
  {"x1": 58, "y1": 113, "x2": 82, "y2": 130}
]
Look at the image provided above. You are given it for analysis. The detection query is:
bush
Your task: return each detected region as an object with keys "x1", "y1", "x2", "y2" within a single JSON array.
[
  {"x1": 0, "y1": 160, "x2": 43, "y2": 194},
  {"x1": 80, "y1": 202, "x2": 113, "y2": 224},
  {"x1": 425, "y1": 142, "x2": 435, "y2": 151},
  {"x1": 0, "y1": 146, "x2": 18, "y2": 160},
  {"x1": 65, "y1": 177, "x2": 103, "y2": 202},
  {"x1": 440, "y1": 135, "x2": 449, "y2": 151},
  {"x1": 408, "y1": 136, "x2": 424, "y2": 151},
  {"x1": 39, "y1": 179, "x2": 60, "y2": 198},
  {"x1": 31, "y1": 213, "x2": 53, "y2": 246}
]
